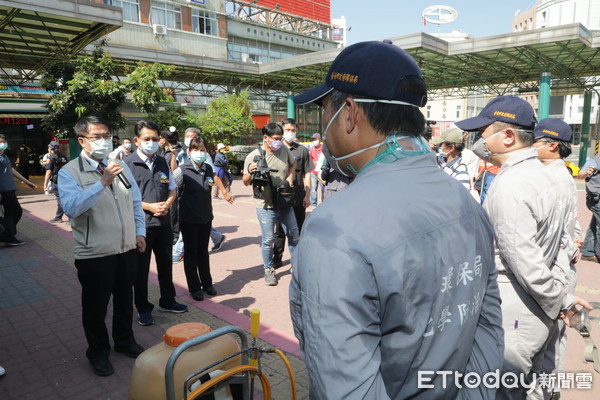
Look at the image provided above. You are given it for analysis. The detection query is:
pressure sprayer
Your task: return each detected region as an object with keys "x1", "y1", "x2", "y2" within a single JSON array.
[{"x1": 128, "y1": 309, "x2": 297, "y2": 400}]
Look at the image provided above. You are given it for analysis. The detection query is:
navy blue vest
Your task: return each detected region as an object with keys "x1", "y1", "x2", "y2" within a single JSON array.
[
  {"x1": 179, "y1": 161, "x2": 213, "y2": 225},
  {"x1": 125, "y1": 152, "x2": 171, "y2": 228}
]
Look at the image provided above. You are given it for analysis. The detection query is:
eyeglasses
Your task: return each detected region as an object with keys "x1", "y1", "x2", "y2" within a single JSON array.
[{"x1": 85, "y1": 134, "x2": 112, "y2": 141}]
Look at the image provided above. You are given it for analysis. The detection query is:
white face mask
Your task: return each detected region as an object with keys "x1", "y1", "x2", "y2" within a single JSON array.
[
  {"x1": 283, "y1": 131, "x2": 296, "y2": 143},
  {"x1": 123, "y1": 142, "x2": 132, "y2": 150},
  {"x1": 184, "y1": 137, "x2": 192, "y2": 148},
  {"x1": 140, "y1": 140, "x2": 159, "y2": 155},
  {"x1": 86, "y1": 138, "x2": 112, "y2": 159},
  {"x1": 312, "y1": 140, "x2": 320, "y2": 147}
]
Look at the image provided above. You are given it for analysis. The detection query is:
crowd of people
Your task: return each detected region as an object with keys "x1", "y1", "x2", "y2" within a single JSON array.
[
  {"x1": 1, "y1": 39, "x2": 598, "y2": 398},
  {"x1": 289, "y1": 40, "x2": 594, "y2": 399}
]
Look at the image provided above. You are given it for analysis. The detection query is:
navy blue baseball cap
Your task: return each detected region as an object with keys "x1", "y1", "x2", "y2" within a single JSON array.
[
  {"x1": 533, "y1": 118, "x2": 572, "y2": 142},
  {"x1": 455, "y1": 96, "x2": 537, "y2": 131},
  {"x1": 293, "y1": 40, "x2": 427, "y2": 107}
]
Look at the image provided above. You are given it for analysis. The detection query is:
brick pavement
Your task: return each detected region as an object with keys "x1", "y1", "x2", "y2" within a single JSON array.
[{"x1": 1, "y1": 177, "x2": 600, "y2": 399}]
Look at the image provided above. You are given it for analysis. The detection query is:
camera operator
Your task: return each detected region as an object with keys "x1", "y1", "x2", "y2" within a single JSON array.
[{"x1": 243, "y1": 122, "x2": 299, "y2": 286}]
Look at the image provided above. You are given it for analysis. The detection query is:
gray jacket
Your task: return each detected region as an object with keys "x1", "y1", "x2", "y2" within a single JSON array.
[
  {"x1": 484, "y1": 148, "x2": 573, "y2": 319},
  {"x1": 547, "y1": 159, "x2": 580, "y2": 289},
  {"x1": 290, "y1": 153, "x2": 504, "y2": 399}
]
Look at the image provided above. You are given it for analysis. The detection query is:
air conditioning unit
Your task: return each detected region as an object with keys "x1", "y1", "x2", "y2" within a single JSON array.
[
  {"x1": 153, "y1": 24, "x2": 167, "y2": 36},
  {"x1": 242, "y1": 57, "x2": 253, "y2": 63}
]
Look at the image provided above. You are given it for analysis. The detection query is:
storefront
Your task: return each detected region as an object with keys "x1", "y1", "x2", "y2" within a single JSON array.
[{"x1": 0, "y1": 83, "x2": 56, "y2": 174}]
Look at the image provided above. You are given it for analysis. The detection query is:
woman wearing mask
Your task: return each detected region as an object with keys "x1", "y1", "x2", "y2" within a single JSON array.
[{"x1": 173, "y1": 137, "x2": 233, "y2": 301}]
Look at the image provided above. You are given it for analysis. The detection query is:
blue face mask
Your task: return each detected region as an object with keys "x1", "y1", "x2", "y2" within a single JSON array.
[
  {"x1": 140, "y1": 140, "x2": 159, "y2": 155},
  {"x1": 190, "y1": 151, "x2": 207, "y2": 164},
  {"x1": 0, "y1": 143, "x2": 7, "y2": 151}
]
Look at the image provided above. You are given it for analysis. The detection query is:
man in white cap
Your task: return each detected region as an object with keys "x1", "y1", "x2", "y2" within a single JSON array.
[
  {"x1": 213, "y1": 142, "x2": 232, "y2": 199},
  {"x1": 290, "y1": 40, "x2": 503, "y2": 399}
]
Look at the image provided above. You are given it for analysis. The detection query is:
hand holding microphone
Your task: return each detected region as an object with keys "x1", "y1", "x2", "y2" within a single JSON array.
[{"x1": 101, "y1": 160, "x2": 132, "y2": 189}]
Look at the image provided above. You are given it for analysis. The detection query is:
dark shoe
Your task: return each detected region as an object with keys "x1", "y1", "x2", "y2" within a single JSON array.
[
  {"x1": 138, "y1": 312, "x2": 154, "y2": 326},
  {"x1": 273, "y1": 259, "x2": 284, "y2": 270},
  {"x1": 192, "y1": 291, "x2": 204, "y2": 301},
  {"x1": 49, "y1": 217, "x2": 62, "y2": 223},
  {"x1": 204, "y1": 286, "x2": 217, "y2": 296},
  {"x1": 157, "y1": 302, "x2": 188, "y2": 313},
  {"x1": 264, "y1": 267, "x2": 278, "y2": 286},
  {"x1": 581, "y1": 255, "x2": 599, "y2": 262},
  {"x1": 114, "y1": 343, "x2": 144, "y2": 359},
  {"x1": 90, "y1": 359, "x2": 114, "y2": 376},
  {"x1": 6, "y1": 239, "x2": 25, "y2": 247},
  {"x1": 211, "y1": 235, "x2": 226, "y2": 251}
]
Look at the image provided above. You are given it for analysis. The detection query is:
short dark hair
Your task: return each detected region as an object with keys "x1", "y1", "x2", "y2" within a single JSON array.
[
  {"x1": 543, "y1": 138, "x2": 572, "y2": 159},
  {"x1": 329, "y1": 76, "x2": 427, "y2": 137},
  {"x1": 122, "y1": 137, "x2": 132, "y2": 142},
  {"x1": 557, "y1": 141, "x2": 572, "y2": 159},
  {"x1": 74, "y1": 116, "x2": 111, "y2": 138},
  {"x1": 262, "y1": 122, "x2": 283, "y2": 137},
  {"x1": 188, "y1": 136, "x2": 207, "y2": 151},
  {"x1": 0, "y1": 134, "x2": 5, "y2": 140},
  {"x1": 134, "y1": 120, "x2": 160, "y2": 137},
  {"x1": 281, "y1": 118, "x2": 296, "y2": 127}
]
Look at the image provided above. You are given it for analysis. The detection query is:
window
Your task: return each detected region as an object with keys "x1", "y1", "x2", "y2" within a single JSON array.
[
  {"x1": 456, "y1": 105, "x2": 462, "y2": 119},
  {"x1": 426, "y1": 105, "x2": 432, "y2": 119},
  {"x1": 151, "y1": 1, "x2": 181, "y2": 29},
  {"x1": 104, "y1": 0, "x2": 139, "y2": 22}
]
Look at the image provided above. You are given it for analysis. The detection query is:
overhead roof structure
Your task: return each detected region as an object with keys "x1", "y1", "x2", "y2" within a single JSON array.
[
  {"x1": 259, "y1": 23, "x2": 600, "y2": 97},
  {"x1": 0, "y1": 0, "x2": 122, "y2": 85},
  {"x1": 105, "y1": 23, "x2": 600, "y2": 99},
  {"x1": 1, "y1": 1, "x2": 599, "y2": 100}
]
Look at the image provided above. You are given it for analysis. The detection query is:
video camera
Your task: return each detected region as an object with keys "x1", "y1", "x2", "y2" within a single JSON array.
[
  {"x1": 423, "y1": 120, "x2": 437, "y2": 141},
  {"x1": 251, "y1": 150, "x2": 278, "y2": 198}
]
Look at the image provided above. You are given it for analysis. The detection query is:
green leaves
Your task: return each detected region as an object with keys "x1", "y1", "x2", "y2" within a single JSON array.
[
  {"x1": 41, "y1": 45, "x2": 171, "y2": 138},
  {"x1": 198, "y1": 91, "x2": 256, "y2": 146}
]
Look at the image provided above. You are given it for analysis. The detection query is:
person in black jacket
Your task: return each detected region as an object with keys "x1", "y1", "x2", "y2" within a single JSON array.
[
  {"x1": 173, "y1": 136, "x2": 233, "y2": 301},
  {"x1": 124, "y1": 120, "x2": 188, "y2": 327}
]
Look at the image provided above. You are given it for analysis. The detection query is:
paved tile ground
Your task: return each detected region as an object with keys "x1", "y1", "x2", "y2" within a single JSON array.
[{"x1": 0, "y1": 176, "x2": 599, "y2": 399}]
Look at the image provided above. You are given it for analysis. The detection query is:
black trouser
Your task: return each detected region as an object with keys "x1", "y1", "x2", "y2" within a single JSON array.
[
  {"x1": 134, "y1": 224, "x2": 177, "y2": 313},
  {"x1": 74, "y1": 249, "x2": 137, "y2": 362},
  {"x1": 273, "y1": 205, "x2": 303, "y2": 264},
  {"x1": 0, "y1": 190, "x2": 22, "y2": 242},
  {"x1": 54, "y1": 190, "x2": 64, "y2": 219},
  {"x1": 171, "y1": 198, "x2": 179, "y2": 244},
  {"x1": 180, "y1": 222, "x2": 212, "y2": 293}
]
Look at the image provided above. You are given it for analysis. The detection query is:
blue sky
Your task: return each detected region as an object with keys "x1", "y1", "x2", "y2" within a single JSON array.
[{"x1": 331, "y1": 1, "x2": 538, "y2": 44}]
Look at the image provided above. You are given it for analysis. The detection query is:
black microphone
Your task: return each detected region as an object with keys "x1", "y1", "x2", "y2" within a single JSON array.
[{"x1": 108, "y1": 158, "x2": 132, "y2": 189}]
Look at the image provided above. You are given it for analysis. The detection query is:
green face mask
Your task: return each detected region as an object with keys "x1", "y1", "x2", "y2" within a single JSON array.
[
  {"x1": 0, "y1": 143, "x2": 7, "y2": 151},
  {"x1": 356, "y1": 132, "x2": 431, "y2": 174}
]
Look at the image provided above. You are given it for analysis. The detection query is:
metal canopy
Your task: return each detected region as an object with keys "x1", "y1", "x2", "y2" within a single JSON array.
[
  {"x1": 106, "y1": 23, "x2": 600, "y2": 99},
  {"x1": 259, "y1": 23, "x2": 600, "y2": 97},
  {"x1": 0, "y1": 0, "x2": 122, "y2": 85}
]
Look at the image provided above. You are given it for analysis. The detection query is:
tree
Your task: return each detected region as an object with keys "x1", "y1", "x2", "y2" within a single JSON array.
[
  {"x1": 198, "y1": 91, "x2": 256, "y2": 146},
  {"x1": 148, "y1": 104, "x2": 195, "y2": 137},
  {"x1": 41, "y1": 44, "x2": 173, "y2": 137}
]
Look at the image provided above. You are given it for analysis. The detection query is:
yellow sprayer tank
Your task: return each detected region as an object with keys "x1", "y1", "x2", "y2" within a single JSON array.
[{"x1": 128, "y1": 322, "x2": 241, "y2": 400}]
